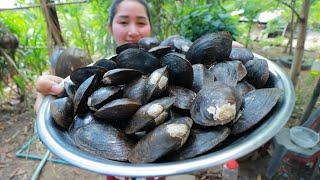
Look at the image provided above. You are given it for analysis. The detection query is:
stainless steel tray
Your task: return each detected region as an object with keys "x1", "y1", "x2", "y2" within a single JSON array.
[{"x1": 36, "y1": 53, "x2": 295, "y2": 177}]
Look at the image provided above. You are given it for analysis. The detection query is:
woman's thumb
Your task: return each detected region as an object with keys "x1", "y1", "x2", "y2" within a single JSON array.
[{"x1": 36, "y1": 75, "x2": 64, "y2": 95}]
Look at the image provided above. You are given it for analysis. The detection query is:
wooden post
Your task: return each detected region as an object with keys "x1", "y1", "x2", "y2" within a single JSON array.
[
  {"x1": 289, "y1": 0, "x2": 311, "y2": 87},
  {"x1": 39, "y1": 0, "x2": 64, "y2": 55}
]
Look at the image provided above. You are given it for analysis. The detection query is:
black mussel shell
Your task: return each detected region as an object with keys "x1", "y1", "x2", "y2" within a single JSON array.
[
  {"x1": 148, "y1": 46, "x2": 173, "y2": 58},
  {"x1": 87, "y1": 86, "x2": 122, "y2": 111},
  {"x1": 55, "y1": 47, "x2": 92, "y2": 78},
  {"x1": 123, "y1": 76, "x2": 148, "y2": 104},
  {"x1": 245, "y1": 59, "x2": 269, "y2": 88},
  {"x1": 70, "y1": 66, "x2": 107, "y2": 86},
  {"x1": 73, "y1": 75, "x2": 99, "y2": 114},
  {"x1": 168, "y1": 107, "x2": 190, "y2": 120},
  {"x1": 116, "y1": 43, "x2": 142, "y2": 54},
  {"x1": 128, "y1": 117, "x2": 193, "y2": 163},
  {"x1": 69, "y1": 112, "x2": 95, "y2": 133},
  {"x1": 186, "y1": 32, "x2": 232, "y2": 65},
  {"x1": 50, "y1": 47, "x2": 65, "y2": 74},
  {"x1": 168, "y1": 86, "x2": 196, "y2": 110},
  {"x1": 71, "y1": 119, "x2": 133, "y2": 161},
  {"x1": 117, "y1": 48, "x2": 160, "y2": 74},
  {"x1": 235, "y1": 81, "x2": 255, "y2": 99},
  {"x1": 64, "y1": 80, "x2": 77, "y2": 100},
  {"x1": 161, "y1": 53, "x2": 193, "y2": 88},
  {"x1": 93, "y1": 59, "x2": 117, "y2": 70},
  {"x1": 167, "y1": 127, "x2": 230, "y2": 160},
  {"x1": 191, "y1": 81, "x2": 237, "y2": 126},
  {"x1": 192, "y1": 64, "x2": 215, "y2": 92},
  {"x1": 232, "y1": 88, "x2": 283, "y2": 134},
  {"x1": 125, "y1": 97, "x2": 175, "y2": 134},
  {"x1": 50, "y1": 97, "x2": 74, "y2": 129},
  {"x1": 102, "y1": 68, "x2": 142, "y2": 85},
  {"x1": 229, "y1": 47, "x2": 254, "y2": 64},
  {"x1": 94, "y1": 98, "x2": 141, "y2": 122},
  {"x1": 209, "y1": 60, "x2": 247, "y2": 87},
  {"x1": 138, "y1": 37, "x2": 160, "y2": 50},
  {"x1": 145, "y1": 67, "x2": 169, "y2": 103},
  {"x1": 160, "y1": 35, "x2": 192, "y2": 54}
]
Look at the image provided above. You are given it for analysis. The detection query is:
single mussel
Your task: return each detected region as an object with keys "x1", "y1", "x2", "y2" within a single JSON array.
[
  {"x1": 148, "y1": 46, "x2": 173, "y2": 58},
  {"x1": 94, "y1": 98, "x2": 141, "y2": 122},
  {"x1": 235, "y1": 81, "x2": 255, "y2": 99},
  {"x1": 186, "y1": 32, "x2": 232, "y2": 65},
  {"x1": 167, "y1": 127, "x2": 230, "y2": 160},
  {"x1": 192, "y1": 64, "x2": 215, "y2": 92},
  {"x1": 125, "y1": 97, "x2": 175, "y2": 134},
  {"x1": 70, "y1": 66, "x2": 107, "y2": 86},
  {"x1": 191, "y1": 81, "x2": 237, "y2": 126},
  {"x1": 167, "y1": 86, "x2": 196, "y2": 110},
  {"x1": 229, "y1": 47, "x2": 254, "y2": 64},
  {"x1": 232, "y1": 88, "x2": 283, "y2": 134},
  {"x1": 50, "y1": 97, "x2": 74, "y2": 129},
  {"x1": 160, "y1": 35, "x2": 192, "y2": 54},
  {"x1": 128, "y1": 117, "x2": 193, "y2": 163},
  {"x1": 245, "y1": 59, "x2": 269, "y2": 88},
  {"x1": 123, "y1": 76, "x2": 148, "y2": 104},
  {"x1": 161, "y1": 52, "x2": 193, "y2": 88},
  {"x1": 71, "y1": 119, "x2": 133, "y2": 161},
  {"x1": 138, "y1": 37, "x2": 160, "y2": 50},
  {"x1": 117, "y1": 48, "x2": 160, "y2": 74},
  {"x1": 87, "y1": 86, "x2": 122, "y2": 111},
  {"x1": 209, "y1": 60, "x2": 247, "y2": 87},
  {"x1": 93, "y1": 58, "x2": 117, "y2": 70},
  {"x1": 144, "y1": 66, "x2": 169, "y2": 103},
  {"x1": 73, "y1": 75, "x2": 99, "y2": 114},
  {"x1": 115, "y1": 43, "x2": 142, "y2": 54},
  {"x1": 102, "y1": 68, "x2": 142, "y2": 85}
]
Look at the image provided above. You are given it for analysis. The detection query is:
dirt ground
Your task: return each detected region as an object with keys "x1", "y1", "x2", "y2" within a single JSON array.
[{"x1": 0, "y1": 43, "x2": 320, "y2": 180}]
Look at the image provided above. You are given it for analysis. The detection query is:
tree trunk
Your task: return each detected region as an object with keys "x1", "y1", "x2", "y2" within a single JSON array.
[
  {"x1": 245, "y1": 22, "x2": 253, "y2": 48},
  {"x1": 284, "y1": 0, "x2": 296, "y2": 54},
  {"x1": 40, "y1": 0, "x2": 64, "y2": 55},
  {"x1": 289, "y1": 0, "x2": 311, "y2": 87},
  {"x1": 289, "y1": 19, "x2": 298, "y2": 55},
  {"x1": 301, "y1": 77, "x2": 320, "y2": 123}
]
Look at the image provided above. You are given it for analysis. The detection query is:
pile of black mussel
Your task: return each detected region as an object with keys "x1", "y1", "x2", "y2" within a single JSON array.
[{"x1": 50, "y1": 32, "x2": 283, "y2": 163}]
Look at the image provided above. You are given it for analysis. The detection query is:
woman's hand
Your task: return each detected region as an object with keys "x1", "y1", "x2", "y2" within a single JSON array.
[{"x1": 34, "y1": 75, "x2": 64, "y2": 112}]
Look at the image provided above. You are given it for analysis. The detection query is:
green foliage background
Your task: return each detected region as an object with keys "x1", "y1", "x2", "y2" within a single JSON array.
[{"x1": 0, "y1": 0, "x2": 320, "y2": 99}]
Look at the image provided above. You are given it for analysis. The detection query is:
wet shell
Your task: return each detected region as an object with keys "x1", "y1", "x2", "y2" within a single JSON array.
[
  {"x1": 122, "y1": 76, "x2": 146, "y2": 104},
  {"x1": 70, "y1": 66, "x2": 107, "y2": 86},
  {"x1": 94, "y1": 98, "x2": 141, "y2": 122},
  {"x1": 229, "y1": 47, "x2": 254, "y2": 64},
  {"x1": 64, "y1": 80, "x2": 77, "y2": 100},
  {"x1": 145, "y1": 67, "x2": 169, "y2": 103},
  {"x1": 232, "y1": 88, "x2": 283, "y2": 134},
  {"x1": 191, "y1": 81, "x2": 237, "y2": 126},
  {"x1": 73, "y1": 75, "x2": 99, "y2": 114},
  {"x1": 148, "y1": 46, "x2": 173, "y2": 58},
  {"x1": 168, "y1": 86, "x2": 196, "y2": 110},
  {"x1": 93, "y1": 59, "x2": 117, "y2": 70},
  {"x1": 245, "y1": 59, "x2": 269, "y2": 88},
  {"x1": 186, "y1": 32, "x2": 232, "y2": 65},
  {"x1": 50, "y1": 97, "x2": 74, "y2": 129},
  {"x1": 71, "y1": 119, "x2": 133, "y2": 161},
  {"x1": 128, "y1": 117, "x2": 193, "y2": 163},
  {"x1": 209, "y1": 60, "x2": 247, "y2": 87},
  {"x1": 168, "y1": 127, "x2": 230, "y2": 160},
  {"x1": 138, "y1": 37, "x2": 160, "y2": 50},
  {"x1": 102, "y1": 68, "x2": 142, "y2": 85},
  {"x1": 117, "y1": 48, "x2": 160, "y2": 74},
  {"x1": 161, "y1": 53, "x2": 193, "y2": 88},
  {"x1": 87, "y1": 86, "x2": 122, "y2": 111},
  {"x1": 69, "y1": 112, "x2": 95, "y2": 133},
  {"x1": 192, "y1": 64, "x2": 215, "y2": 92},
  {"x1": 235, "y1": 81, "x2": 255, "y2": 99},
  {"x1": 125, "y1": 97, "x2": 175, "y2": 134},
  {"x1": 160, "y1": 35, "x2": 192, "y2": 54},
  {"x1": 115, "y1": 43, "x2": 142, "y2": 54},
  {"x1": 55, "y1": 47, "x2": 92, "y2": 78}
]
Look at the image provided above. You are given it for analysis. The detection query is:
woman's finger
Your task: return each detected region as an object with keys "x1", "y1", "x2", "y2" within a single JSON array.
[{"x1": 36, "y1": 75, "x2": 64, "y2": 95}]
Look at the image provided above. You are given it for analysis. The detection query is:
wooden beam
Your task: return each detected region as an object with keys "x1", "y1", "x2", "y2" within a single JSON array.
[{"x1": 0, "y1": 0, "x2": 88, "y2": 12}]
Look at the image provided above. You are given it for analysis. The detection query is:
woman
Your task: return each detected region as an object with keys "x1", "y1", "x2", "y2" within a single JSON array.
[{"x1": 34, "y1": 0, "x2": 152, "y2": 111}]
